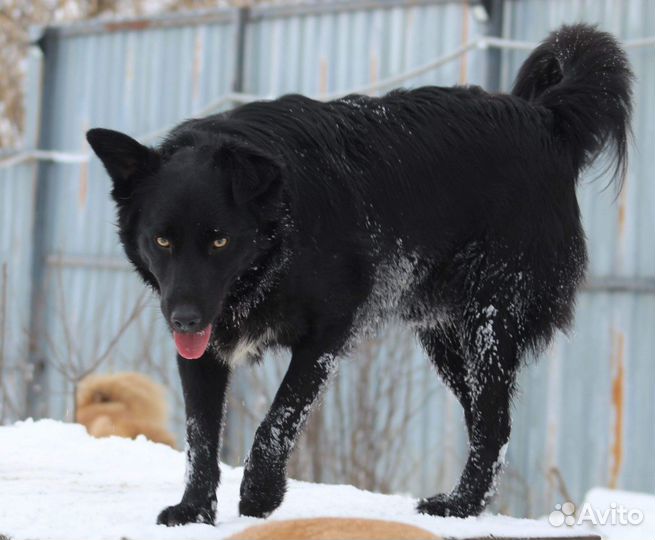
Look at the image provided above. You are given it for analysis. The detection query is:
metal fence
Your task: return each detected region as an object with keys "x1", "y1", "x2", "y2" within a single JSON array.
[{"x1": 0, "y1": 0, "x2": 652, "y2": 518}]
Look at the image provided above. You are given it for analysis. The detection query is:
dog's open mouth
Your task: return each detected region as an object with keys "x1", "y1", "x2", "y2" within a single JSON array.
[{"x1": 174, "y1": 325, "x2": 212, "y2": 360}]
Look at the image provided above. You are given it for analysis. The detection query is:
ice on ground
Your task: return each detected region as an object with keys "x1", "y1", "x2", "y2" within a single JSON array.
[{"x1": 0, "y1": 420, "x2": 599, "y2": 539}]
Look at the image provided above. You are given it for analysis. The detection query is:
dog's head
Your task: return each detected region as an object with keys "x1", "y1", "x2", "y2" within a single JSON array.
[{"x1": 86, "y1": 128, "x2": 283, "y2": 359}]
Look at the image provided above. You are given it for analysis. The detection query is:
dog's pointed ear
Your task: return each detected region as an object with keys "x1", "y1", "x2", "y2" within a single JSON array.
[
  {"x1": 214, "y1": 140, "x2": 282, "y2": 206},
  {"x1": 86, "y1": 128, "x2": 159, "y2": 197}
]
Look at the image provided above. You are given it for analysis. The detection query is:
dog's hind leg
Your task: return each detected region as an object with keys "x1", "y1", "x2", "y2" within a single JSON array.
[
  {"x1": 157, "y1": 352, "x2": 230, "y2": 526},
  {"x1": 418, "y1": 327, "x2": 470, "y2": 412},
  {"x1": 418, "y1": 300, "x2": 520, "y2": 518},
  {"x1": 239, "y1": 343, "x2": 339, "y2": 518}
]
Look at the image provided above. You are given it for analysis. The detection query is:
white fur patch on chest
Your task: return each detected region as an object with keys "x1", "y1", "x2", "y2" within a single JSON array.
[
  {"x1": 225, "y1": 338, "x2": 261, "y2": 367},
  {"x1": 223, "y1": 329, "x2": 275, "y2": 367}
]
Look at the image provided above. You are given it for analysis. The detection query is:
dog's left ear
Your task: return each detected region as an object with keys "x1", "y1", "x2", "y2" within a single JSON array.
[
  {"x1": 215, "y1": 140, "x2": 283, "y2": 206},
  {"x1": 86, "y1": 128, "x2": 159, "y2": 199}
]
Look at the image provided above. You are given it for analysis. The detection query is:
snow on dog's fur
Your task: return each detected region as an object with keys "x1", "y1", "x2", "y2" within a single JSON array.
[
  {"x1": 87, "y1": 24, "x2": 632, "y2": 527},
  {"x1": 76, "y1": 372, "x2": 176, "y2": 448}
]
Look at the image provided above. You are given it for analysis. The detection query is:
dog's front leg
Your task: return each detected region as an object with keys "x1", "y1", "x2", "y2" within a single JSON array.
[
  {"x1": 239, "y1": 346, "x2": 337, "y2": 517},
  {"x1": 157, "y1": 351, "x2": 230, "y2": 526}
]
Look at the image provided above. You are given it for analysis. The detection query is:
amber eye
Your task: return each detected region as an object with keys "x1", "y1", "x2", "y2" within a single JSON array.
[
  {"x1": 155, "y1": 236, "x2": 171, "y2": 248},
  {"x1": 211, "y1": 237, "x2": 229, "y2": 250}
]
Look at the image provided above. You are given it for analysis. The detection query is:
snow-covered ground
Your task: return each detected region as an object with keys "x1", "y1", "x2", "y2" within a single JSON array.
[{"x1": 0, "y1": 420, "x2": 648, "y2": 539}]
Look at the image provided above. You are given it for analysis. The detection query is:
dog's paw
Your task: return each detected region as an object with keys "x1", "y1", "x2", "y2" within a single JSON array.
[
  {"x1": 239, "y1": 468, "x2": 286, "y2": 518},
  {"x1": 417, "y1": 493, "x2": 483, "y2": 518},
  {"x1": 157, "y1": 502, "x2": 216, "y2": 526},
  {"x1": 239, "y1": 494, "x2": 283, "y2": 519}
]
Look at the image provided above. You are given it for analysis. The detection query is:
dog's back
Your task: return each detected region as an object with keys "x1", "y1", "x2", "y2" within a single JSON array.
[
  {"x1": 227, "y1": 518, "x2": 439, "y2": 540},
  {"x1": 76, "y1": 372, "x2": 176, "y2": 448}
]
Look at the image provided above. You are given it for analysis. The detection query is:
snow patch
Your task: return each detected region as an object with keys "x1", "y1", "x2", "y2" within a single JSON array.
[{"x1": 0, "y1": 420, "x2": 598, "y2": 540}]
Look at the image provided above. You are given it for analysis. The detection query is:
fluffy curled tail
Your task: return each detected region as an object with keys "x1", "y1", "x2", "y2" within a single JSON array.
[{"x1": 512, "y1": 24, "x2": 633, "y2": 188}]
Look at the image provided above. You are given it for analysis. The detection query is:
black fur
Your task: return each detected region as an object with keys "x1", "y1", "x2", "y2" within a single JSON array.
[{"x1": 86, "y1": 24, "x2": 632, "y2": 525}]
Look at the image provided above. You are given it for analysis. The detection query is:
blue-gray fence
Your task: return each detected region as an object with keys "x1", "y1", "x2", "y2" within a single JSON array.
[{"x1": 0, "y1": 0, "x2": 653, "y2": 518}]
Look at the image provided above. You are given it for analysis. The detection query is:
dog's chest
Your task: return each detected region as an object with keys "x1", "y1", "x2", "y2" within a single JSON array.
[{"x1": 220, "y1": 328, "x2": 276, "y2": 367}]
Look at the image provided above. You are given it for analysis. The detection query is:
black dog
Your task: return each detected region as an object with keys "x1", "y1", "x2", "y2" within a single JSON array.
[{"x1": 87, "y1": 24, "x2": 632, "y2": 525}]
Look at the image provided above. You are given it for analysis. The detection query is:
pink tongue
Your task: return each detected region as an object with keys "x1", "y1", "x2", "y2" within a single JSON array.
[{"x1": 174, "y1": 325, "x2": 212, "y2": 360}]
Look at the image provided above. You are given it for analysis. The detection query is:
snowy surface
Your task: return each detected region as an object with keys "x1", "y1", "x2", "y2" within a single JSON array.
[
  {"x1": 583, "y1": 487, "x2": 655, "y2": 540},
  {"x1": 0, "y1": 420, "x2": 607, "y2": 539}
]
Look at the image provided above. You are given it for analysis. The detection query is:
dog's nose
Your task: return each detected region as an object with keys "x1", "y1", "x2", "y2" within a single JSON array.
[{"x1": 171, "y1": 305, "x2": 202, "y2": 332}]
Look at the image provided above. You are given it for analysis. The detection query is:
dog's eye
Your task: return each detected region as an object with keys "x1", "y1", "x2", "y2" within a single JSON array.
[
  {"x1": 211, "y1": 237, "x2": 229, "y2": 250},
  {"x1": 155, "y1": 236, "x2": 172, "y2": 249}
]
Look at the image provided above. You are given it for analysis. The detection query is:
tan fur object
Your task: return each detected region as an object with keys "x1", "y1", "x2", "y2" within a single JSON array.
[
  {"x1": 226, "y1": 518, "x2": 440, "y2": 540},
  {"x1": 76, "y1": 372, "x2": 176, "y2": 448}
]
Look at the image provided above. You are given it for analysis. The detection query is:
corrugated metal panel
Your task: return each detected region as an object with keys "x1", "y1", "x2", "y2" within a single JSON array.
[
  {"x1": 243, "y1": 1, "x2": 487, "y2": 95},
  {"x1": 0, "y1": 45, "x2": 43, "y2": 424},
  {"x1": 0, "y1": 161, "x2": 37, "y2": 422},
  {"x1": 0, "y1": 0, "x2": 651, "y2": 519}
]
